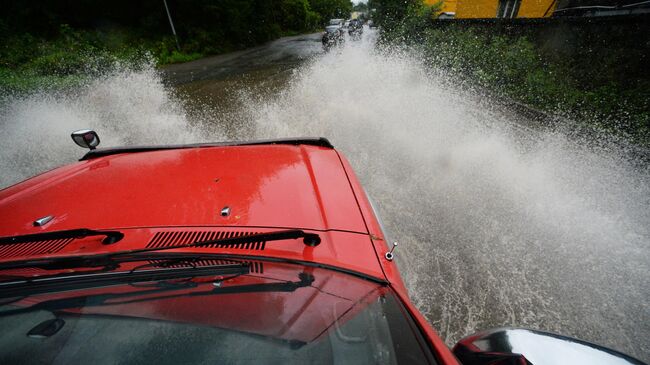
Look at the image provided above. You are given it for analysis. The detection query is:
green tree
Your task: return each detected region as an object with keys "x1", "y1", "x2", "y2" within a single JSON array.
[
  {"x1": 371, "y1": 0, "x2": 420, "y2": 30},
  {"x1": 280, "y1": 0, "x2": 321, "y2": 32},
  {"x1": 353, "y1": 2, "x2": 369, "y2": 12},
  {"x1": 309, "y1": 0, "x2": 353, "y2": 24}
]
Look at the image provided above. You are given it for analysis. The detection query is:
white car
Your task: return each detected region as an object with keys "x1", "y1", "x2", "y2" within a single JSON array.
[{"x1": 328, "y1": 18, "x2": 344, "y2": 27}]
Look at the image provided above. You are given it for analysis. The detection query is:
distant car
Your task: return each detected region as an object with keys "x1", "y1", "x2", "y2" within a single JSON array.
[
  {"x1": 368, "y1": 19, "x2": 377, "y2": 28},
  {"x1": 348, "y1": 19, "x2": 363, "y2": 40},
  {"x1": 322, "y1": 25, "x2": 344, "y2": 50},
  {"x1": 328, "y1": 18, "x2": 344, "y2": 27},
  {"x1": 437, "y1": 12, "x2": 456, "y2": 19}
]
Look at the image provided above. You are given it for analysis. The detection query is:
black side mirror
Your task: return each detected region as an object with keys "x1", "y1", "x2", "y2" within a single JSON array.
[
  {"x1": 71, "y1": 129, "x2": 100, "y2": 150},
  {"x1": 453, "y1": 328, "x2": 645, "y2": 365}
]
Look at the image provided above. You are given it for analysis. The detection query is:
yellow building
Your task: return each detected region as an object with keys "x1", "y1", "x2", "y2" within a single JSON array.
[
  {"x1": 439, "y1": 0, "x2": 457, "y2": 14},
  {"x1": 426, "y1": 0, "x2": 557, "y2": 18}
]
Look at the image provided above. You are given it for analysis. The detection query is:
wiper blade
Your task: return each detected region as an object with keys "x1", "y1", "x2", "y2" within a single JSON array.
[
  {"x1": 0, "y1": 269, "x2": 311, "y2": 311},
  {"x1": 0, "y1": 229, "x2": 320, "y2": 271},
  {"x1": 0, "y1": 262, "x2": 249, "y2": 298},
  {"x1": 0, "y1": 228, "x2": 124, "y2": 246}
]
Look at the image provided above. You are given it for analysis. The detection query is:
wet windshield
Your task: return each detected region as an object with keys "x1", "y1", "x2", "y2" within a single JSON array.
[{"x1": 0, "y1": 260, "x2": 435, "y2": 364}]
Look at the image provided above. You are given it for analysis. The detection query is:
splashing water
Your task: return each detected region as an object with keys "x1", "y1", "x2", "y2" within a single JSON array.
[
  {"x1": 0, "y1": 65, "x2": 218, "y2": 187},
  {"x1": 1, "y1": 35, "x2": 648, "y2": 361},
  {"x1": 248, "y1": 41, "x2": 650, "y2": 360}
]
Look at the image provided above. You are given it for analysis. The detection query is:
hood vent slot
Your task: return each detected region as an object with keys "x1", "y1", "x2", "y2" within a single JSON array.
[
  {"x1": 0, "y1": 238, "x2": 73, "y2": 260},
  {"x1": 149, "y1": 259, "x2": 263, "y2": 274},
  {"x1": 147, "y1": 231, "x2": 266, "y2": 251}
]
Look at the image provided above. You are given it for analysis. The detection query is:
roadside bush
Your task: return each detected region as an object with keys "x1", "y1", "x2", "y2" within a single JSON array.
[
  {"x1": 390, "y1": 1, "x2": 440, "y2": 42},
  {"x1": 376, "y1": 0, "x2": 649, "y2": 145},
  {"x1": 158, "y1": 50, "x2": 203, "y2": 65}
]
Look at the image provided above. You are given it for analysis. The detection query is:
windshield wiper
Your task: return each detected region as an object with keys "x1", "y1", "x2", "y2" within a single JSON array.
[
  {"x1": 0, "y1": 262, "x2": 249, "y2": 299},
  {"x1": 0, "y1": 229, "x2": 321, "y2": 271},
  {"x1": 0, "y1": 228, "x2": 124, "y2": 246},
  {"x1": 0, "y1": 269, "x2": 311, "y2": 311}
]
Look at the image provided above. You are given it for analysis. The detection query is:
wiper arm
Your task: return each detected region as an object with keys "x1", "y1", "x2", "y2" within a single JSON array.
[
  {"x1": 135, "y1": 229, "x2": 322, "y2": 253},
  {"x1": 0, "y1": 228, "x2": 124, "y2": 246},
  {"x1": 0, "y1": 270, "x2": 312, "y2": 312},
  {"x1": 0, "y1": 262, "x2": 249, "y2": 299},
  {"x1": 0, "y1": 229, "x2": 320, "y2": 271}
]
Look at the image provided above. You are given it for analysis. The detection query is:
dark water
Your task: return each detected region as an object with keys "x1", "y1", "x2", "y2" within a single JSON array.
[{"x1": 1, "y1": 30, "x2": 648, "y2": 362}]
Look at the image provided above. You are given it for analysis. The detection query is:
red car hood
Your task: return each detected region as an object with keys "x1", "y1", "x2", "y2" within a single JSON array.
[
  {"x1": 0, "y1": 144, "x2": 368, "y2": 235},
  {"x1": 0, "y1": 144, "x2": 388, "y2": 280}
]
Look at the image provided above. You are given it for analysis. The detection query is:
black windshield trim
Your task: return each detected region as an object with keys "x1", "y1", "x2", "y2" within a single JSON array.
[
  {"x1": 0, "y1": 263, "x2": 249, "y2": 298},
  {"x1": 389, "y1": 285, "x2": 442, "y2": 365},
  {"x1": 79, "y1": 137, "x2": 334, "y2": 160},
  {"x1": 0, "y1": 251, "x2": 386, "y2": 291},
  {"x1": 82, "y1": 252, "x2": 388, "y2": 285},
  {"x1": 168, "y1": 253, "x2": 389, "y2": 285}
]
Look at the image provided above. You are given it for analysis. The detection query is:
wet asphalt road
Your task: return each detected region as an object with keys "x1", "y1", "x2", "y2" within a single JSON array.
[{"x1": 163, "y1": 33, "x2": 323, "y2": 85}]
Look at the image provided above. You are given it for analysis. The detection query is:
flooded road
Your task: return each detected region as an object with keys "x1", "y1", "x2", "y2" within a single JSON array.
[
  {"x1": 163, "y1": 33, "x2": 323, "y2": 85},
  {"x1": 162, "y1": 32, "x2": 324, "y2": 139},
  {"x1": 1, "y1": 29, "x2": 649, "y2": 362}
]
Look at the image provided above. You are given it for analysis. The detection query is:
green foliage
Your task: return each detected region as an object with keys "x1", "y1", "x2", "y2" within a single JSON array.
[
  {"x1": 419, "y1": 27, "x2": 648, "y2": 144},
  {"x1": 157, "y1": 49, "x2": 203, "y2": 65},
  {"x1": 374, "y1": 0, "x2": 649, "y2": 145},
  {"x1": 0, "y1": 0, "x2": 350, "y2": 63},
  {"x1": 383, "y1": 1, "x2": 440, "y2": 42},
  {"x1": 281, "y1": 0, "x2": 319, "y2": 31},
  {"x1": 0, "y1": 0, "x2": 352, "y2": 93},
  {"x1": 0, "y1": 67, "x2": 88, "y2": 94},
  {"x1": 371, "y1": 0, "x2": 422, "y2": 32},
  {"x1": 353, "y1": 2, "x2": 369, "y2": 12},
  {"x1": 309, "y1": 0, "x2": 354, "y2": 25}
]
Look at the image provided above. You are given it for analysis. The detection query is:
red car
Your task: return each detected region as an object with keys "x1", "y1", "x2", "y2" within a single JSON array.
[{"x1": 0, "y1": 130, "x2": 644, "y2": 365}]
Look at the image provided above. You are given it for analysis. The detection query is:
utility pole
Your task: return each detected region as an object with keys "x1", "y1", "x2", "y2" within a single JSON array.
[{"x1": 163, "y1": 0, "x2": 181, "y2": 51}]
